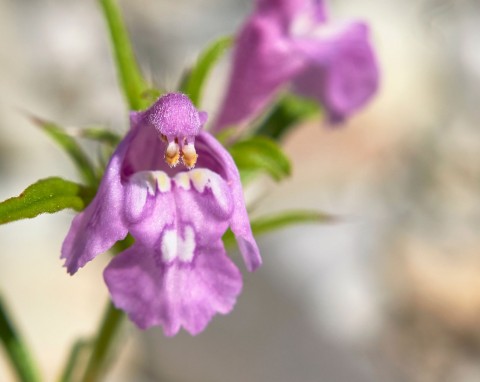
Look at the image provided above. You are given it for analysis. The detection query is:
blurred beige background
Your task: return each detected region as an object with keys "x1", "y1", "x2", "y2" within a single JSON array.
[{"x1": 1, "y1": 0, "x2": 480, "y2": 381}]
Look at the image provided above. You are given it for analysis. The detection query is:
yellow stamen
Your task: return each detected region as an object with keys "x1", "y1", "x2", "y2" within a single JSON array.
[
  {"x1": 165, "y1": 142, "x2": 180, "y2": 167},
  {"x1": 181, "y1": 144, "x2": 198, "y2": 169}
]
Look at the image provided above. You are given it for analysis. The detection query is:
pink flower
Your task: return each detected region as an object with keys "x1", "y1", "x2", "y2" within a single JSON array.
[
  {"x1": 215, "y1": 0, "x2": 380, "y2": 129},
  {"x1": 62, "y1": 93, "x2": 261, "y2": 335}
]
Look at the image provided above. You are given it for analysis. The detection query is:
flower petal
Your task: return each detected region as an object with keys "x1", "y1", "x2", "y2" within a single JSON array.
[
  {"x1": 123, "y1": 116, "x2": 165, "y2": 175},
  {"x1": 197, "y1": 132, "x2": 262, "y2": 271},
  {"x1": 61, "y1": 131, "x2": 133, "y2": 274},
  {"x1": 214, "y1": 12, "x2": 304, "y2": 131},
  {"x1": 104, "y1": 241, "x2": 242, "y2": 335},
  {"x1": 292, "y1": 22, "x2": 379, "y2": 122},
  {"x1": 172, "y1": 169, "x2": 234, "y2": 247},
  {"x1": 143, "y1": 93, "x2": 204, "y2": 139},
  {"x1": 126, "y1": 172, "x2": 175, "y2": 248},
  {"x1": 257, "y1": 0, "x2": 327, "y2": 25}
]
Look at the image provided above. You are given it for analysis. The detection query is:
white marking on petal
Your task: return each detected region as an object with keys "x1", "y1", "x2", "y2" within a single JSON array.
[
  {"x1": 160, "y1": 225, "x2": 197, "y2": 263},
  {"x1": 310, "y1": 22, "x2": 348, "y2": 41},
  {"x1": 174, "y1": 172, "x2": 191, "y2": 191},
  {"x1": 290, "y1": 6, "x2": 316, "y2": 37},
  {"x1": 190, "y1": 169, "x2": 208, "y2": 192},
  {"x1": 161, "y1": 229, "x2": 177, "y2": 262},
  {"x1": 206, "y1": 173, "x2": 229, "y2": 212},
  {"x1": 178, "y1": 226, "x2": 196, "y2": 262},
  {"x1": 189, "y1": 169, "x2": 229, "y2": 212},
  {"x1": 130, "y1": 171, "x2": 157, "y2": 196},
  {"x1": 152, "y1": 171, "x2": 171, "y2": 193},
  {"x1": 126, "y1": 171, "x2": 161, "y2": 222}
]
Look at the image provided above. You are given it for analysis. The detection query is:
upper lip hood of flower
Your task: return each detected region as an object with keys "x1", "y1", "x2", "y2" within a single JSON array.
[
  {"x1": 61, "y1": 93, "x2": 261, "y2": 335},
  {"x1": 214, "y1": 0, "x2": 380, "y2": 130},
  {"x1": 133, "y1": 92, "x2": 208, "y2": 169}
]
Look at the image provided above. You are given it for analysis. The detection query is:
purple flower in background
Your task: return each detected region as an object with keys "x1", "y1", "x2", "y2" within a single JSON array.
[
  {"x1": 215, "y1": 0, "x2": 379, "y2": 129},
  {"x1": 61, "y1": 93, "x2": 261, "y2": 336}
]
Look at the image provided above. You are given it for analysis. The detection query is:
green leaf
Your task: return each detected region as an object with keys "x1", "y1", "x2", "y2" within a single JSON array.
[
  {"x1": 75, "y1": 126, "x2": 121, "y2": 147},
  {"x1": 180, "y1": 36, "x2": 233, "y2": 107},
  {"x1": 99, "y1": 0, "x2": 152, "y2": 110},
  {"x1": 223, "y1": 210, "x2": 336, "y2": 247},
  {"x1": 68, "y1": 126, "x2": 123, "y2": 181},
  {"x1": 250, "y1": 210, "x2": 336, "y2": 235},
  {"x1": 228, "y1": 136, "x2": 291, "y2": 183},
  {"x1": 0, "y1": 295, "x2": 41, "y2": 382},
  {"x1": 31, "y1": 116, "x2": 98, "y2": 187},
  {"x1": 256, "y1": 92, "x2": 321, "y2": 140},
  {"x1": 0, "y1": 177, "x2": 94, "y2": 225}
]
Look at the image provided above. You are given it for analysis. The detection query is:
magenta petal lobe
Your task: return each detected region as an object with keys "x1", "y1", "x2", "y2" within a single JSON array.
[
  {"x1": 292, "y1": 21, "x2": 379, "y2": 122},
  {"x1": 104, "y1": 241, "x2": 242, "y2": 335},
  {"x1": 60, "y1": 131, "x2": 133, "y2": 274}
]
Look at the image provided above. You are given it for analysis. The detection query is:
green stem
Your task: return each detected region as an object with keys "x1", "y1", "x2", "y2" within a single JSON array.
[
  {"x1": 80, "y1": 303, "x2": 124, "y2": 382},
  {"x1": 58, "y1": 340, "x2": 91, "y2": 382},
  {"x1": 62, "y1": 237, "x2": 132, "y2": 382},
  {"x1": 0, "y1": 296, "x2": 41, "y2": 382},
  {"x1": 98, "y1": 0, "x2": 147, "y2": 110}
]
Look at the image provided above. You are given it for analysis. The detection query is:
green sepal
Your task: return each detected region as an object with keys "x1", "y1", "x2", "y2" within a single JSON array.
[
  {"x1": 223, "y1": 210, "x2": 336, "y2": 247},
  {"x1": 180, "y1": 36, "x2": 233, "y2": 107},
  {"x1": 31, "y1": 116, "x2": 98, "y2": 187},
  {"x1": 228, "y1": 136, "x2": 291, "y2": 183},
  {"x1": 0, "y1": 177, "x2": 94, "y2": 225},
  {"x1": 256, "y1": 93, "x2": 321, "y2": 140}
]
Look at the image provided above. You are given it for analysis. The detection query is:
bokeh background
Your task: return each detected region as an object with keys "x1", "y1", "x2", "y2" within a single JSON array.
[{"x1": 1, "y1": 0, "x2": 480, "y2": 381}]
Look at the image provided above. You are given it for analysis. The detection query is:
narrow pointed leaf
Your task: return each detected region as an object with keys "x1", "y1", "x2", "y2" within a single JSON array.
[
  {"x1": 180, "y1": 36, "x2": 232, "y2": 107},
  {"x1": 223, "y1": 210, "x2": 336, "y2": 247},
  {"x1": 256, "y1": 93, "x2": 321, "y2": 140},
  {"x1": 251, "y1": 210, "x2": 336, "y2": 235},
  {"x1": 99, "y1": 0, "x2": 152, "y2": 110},
  {"x1": 0, "y1": 296, "x2": 41, "y2": 382},
  {"x1": 75, "y1": 127, "x2": 121, "y2": 147},
  {"x1": 0, "y1": 177, "x2": 94, "y2": 225},
  {"x1": 228, "y1": 136, "x2": 291, "y2": 182},
  {"x1": 31, "y1": 116, "x2": 98, "y2": 187}
]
